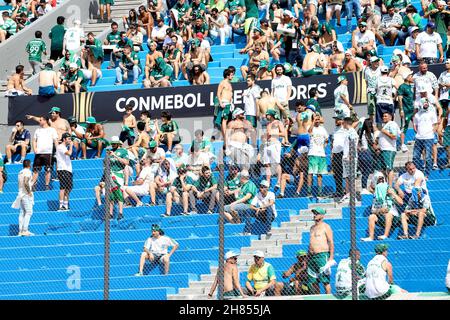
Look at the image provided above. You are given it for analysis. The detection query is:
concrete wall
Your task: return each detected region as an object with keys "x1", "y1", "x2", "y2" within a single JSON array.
[{"x1": 0, "y1": 0, "x2": 98, "y2": 80}]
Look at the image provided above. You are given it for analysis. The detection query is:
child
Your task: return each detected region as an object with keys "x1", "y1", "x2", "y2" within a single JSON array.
[
  {"x1": 140, "y1": 111, "x2": 159, "y2": 140},
  {"x1": 119, "y1": 105, "x2": 137, "y2": 146}
]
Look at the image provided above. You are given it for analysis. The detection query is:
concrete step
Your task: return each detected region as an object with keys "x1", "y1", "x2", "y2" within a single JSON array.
[
  {"x1": 250, "y1": 239, "x2": 277, "y2": 248},
  {"x1": 307, "y1": 201, "x2": 361, "y2": 210},
  {"x1": 189, "y1": 280, "x2": 214, "y2": 289},
  {"x1": 291, "y1": 214, "x2": 341, "y2": 222},
  {"x1": 300, "y1": 207, "x2": 342, "y2": 216},
  {"x1": 264, "y1": 232, "x2": 304, "y2": 241},
  {"x1": 167, "y1": 294, "x2": 207, "y2": 300},
  {"x1": 200, "y1": 274, "x2": 216, "y2": 282},
  {"x1": 178, "y1": 287, "x2": 206, "y2": 295}
]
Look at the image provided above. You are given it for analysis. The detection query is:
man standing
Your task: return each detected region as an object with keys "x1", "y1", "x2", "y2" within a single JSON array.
[
  {"x1": 63, "y1": 20, "x2": 85, "y2": 57},
  {"x1": 12, "y1": 160, "x2": 34, "y2": 236},
  {"x1": 340, "y1": 117, "x2": 359, "y2": 203},
  {"x1": 307, "y1": 114, "x2": 329, "y2": 198},
  {"x1": 208, "y1": 251, "x2": 246, "y2": 299},
  {"x1": 307, "y1": 207, "x2": 335, "y2": 294},
  {"x1": 376, "y1": 112, "x2": 400, "y2": 186},
  {"x1": 262, "y1": 110, "x2": 285, "y2": 185},
  {"x1": 242, "y1": 74, "x2": 261, "y2": 129},
  {"x1": 26, "y1": 31, "x2": 47, "y2": 75},
  {"x1": 245, "y1": 250, "x2": 283, "y2": 296},
  {"x1": 27, "y1": 107, "x2": 71, "y2": 141},
  {"x1": 135, "y1": 224, "x2": 179, "y2": 276},
  {"x1": 49, "y1": 16, "x2": 66, "y2": 61},
  {"x1": 107, "y1": 136, "x2": 129, "y2": 220},
  {"x1": 55, "y1": 133, "x2": 73, "y2": 211},
  {"x1": 32, "y1": 117, "x2": 58, "y2": 190},
  {"x1": 397, "y1": 72, "x2": 415, "y2": 152},
  {"x1": 364, "y1": 244, "x2": 407, "y2": 299},
  {"x1": 5, "y1": 120, "x2": 31, "y2": 164},
  {"x1": 215, "y1": 69, "x2": 234, "y2": 144},
  {"x1": 375, "y1": 66, "x2": 396, "y2": 126},
  {"x1": 364, "y1": 56, "x2": 381, "y2": 121},
  {"x1": 413, "y1": 62, "x2": 439, "y2": 103},
  {"x1": 306, "y1": 88, "x2": 321, "y2": 116},
  {"x1": 271, "y1": 64, "x2": 292, "y2": 121},
  {"x1": 331, "y1": 115, "x2": 346, "y2": 199},
  {"x1": 415, "y1": 22, "x2": 444, "y2": 65},
  {"x1": 334, "y1": 75, "x2": 353, "y2": 118}
]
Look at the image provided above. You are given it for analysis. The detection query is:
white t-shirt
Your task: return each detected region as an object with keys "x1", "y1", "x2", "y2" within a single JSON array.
[
  {"x1": 413, "y1": 71, "x2": 438, "y2": 102},
  {"x1": 151, "y1": 25, "x2": 169, "y2": 40},
  {"x1": 397, "y1": 169, "x2": 427, "y2": 194},
  {"x1": 137, "y1": 166, "x2": 155, "y2": 186},
  {"x1": 376, "y1": 76, "x2": 396, "y2": 105},
  {"x1": 56, "y1": 143, "x2": 72, "y2": 173},
  {"x1": 147, "y1": 147, "x2": 165, "y2": 162},
  {"x1": 17, "y1": 168, "x2": 33, "y2": 198},
  {"x1": 34, "y1": 127, "x2": 58, "y2": 154},
  {"x1": 309, "y1": 126, "x2": 329, "y2": 157},
  {"x1": 332, "y1": 127, "x2": 347, "y2": 153},
  {"x1": 200, "y1": 39, "x2": 210, "y2": 50},
  {"x1": 354, "y1": 30, "x2": 376, "y2": 49},
  {"x1": 364, "y1": 66, "x2": 381, "y2": 94},
  {"x1": 156, "y1": 167, "x2": 178, "y2": 184},
  {"x1": 271, "y1": 75, "x2": 292, "y2": 103},
  {"x1": 335, "y1": 258, "x2": 353, "y2": 291},
  {"x1": 413, "y1": 110, "x2": 438, "y2": 140},
  {"x1": 415, "y1": 31, "x2": 442, "y2": 59},
  {"x1": 243, "y1": 84, "x2": 262, "y2": 117},
  {"x1": 173, "y1": 152, "x2": 189, "y2": 167},
  {"x1": 144, "y1": 235, "x2": 178, "y2": 255},
  {"x1": 343, "y1": 127, "x2": 359, "y2": 159},
  {"x1": 378, "y1": 121, "x2": 400, "y2": 152},
  {"x1": 334, "y1": 84, "x2": 350, "y2": 117},
  {"x1": 250, "y1": 191, "x2": 277, "y2": 218},
  {"x1": 71, "y1": 124, "x2": 86, "y2": 139},
  {"x1": 405, "y1": 36, "x2": 416, "y2": 53},
  {"x1": 64, "y1": 27, "x2": 84, "y2": 52},
  {"x1": 365, "y1": 255, "x2": 390, "y2": 299},
  {"x1": 438, "y1": 71, "x2": 450, "y2": 101}
]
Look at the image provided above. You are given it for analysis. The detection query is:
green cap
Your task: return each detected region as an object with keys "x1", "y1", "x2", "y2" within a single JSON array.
[
  {"x1": 296, "y1": 250, "x2": 307, "y2": 257},
  {"x1": 283, "y1": 62, "x2": 292, "y2": 73},
  {"x1": 149, "y1": 140, "x2": 157, "y2": 148},
  {"x1": 152, "y1": 224, "x2": 161, "y2": 231},
  {"x1": 67, "y1": 116, "x2": 77, "y2": 124},
  {"x1": 86, "y1": 116, "x2": 97, "y2": 124},
  {"x1": 337, "y1": 75, "x2": 347, "y2": 84},
  {"x1": 312, "y1": 207, "x2": 327, "y2": 215},
  {"x1": 375, "y1": 243, "x2": 389, "y2": 254},
  {"x1": 359, "y1": 21, "x2": 367, "y2": 27},
  {"x1": 391, "y1": 55, "x2": 400, "y2": 63},
  {"x1": 266, "y1": 109, "x2": 278, "y2": 117},
  {"x1": 259, "y1": 60, "x2": 268, "y2": 69},
  {"x1": 311, "y1": 44, "x2": 321, "y2": 53},
  {"x1": 49, "y1": 107, "x2": 61, "y2": 114}
]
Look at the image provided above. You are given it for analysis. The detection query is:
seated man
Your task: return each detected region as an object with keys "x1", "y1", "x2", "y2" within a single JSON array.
[
  {"x1": 248, "y1": 180, "x2": 276, "y2": 235},
  {"x1": 399, "y1": 187, "x2": 437, "y2": 239},
  {"x1": 245, "y1": 250, "x2": 283, "y2": 296},
  {"x1": 61, "y1": 63, "x2": 88, "y2": 93},
  {"x1": 149, "y1": 159, "x2": 178, "y2": 206},
  {"x1": 190, "y1": 64, "x2": 210, "y2": 85},
  {"x1": 123, "y1": 156, "x2": 154, "y2": 207},
  {"x1": 188, "y1": 165, "x2": 218, "y2": 215},
  {"x1": 380, "y1": 6, "x2": 402, "y2": 46},
  {"x1": 240, "y1": 43, "x2": 269, "y2": 80},
  {"x1": 181, "y1": 38, "x2": 207, "y2": 81},
  {"x1": 115, "y1": 44, "x2": 142, "y2": 85},
  {"x1": 191, "y1": 129, "x2": 215, "y2": 164},
  {"x1": 361, "y1": 175, "x2": 403, "y2": 242},
  {"x1": 143, "y1": 56, "x2": 173, "y2": 88},
  {"x1": 162, "y1": 166, "x2": 193, "y2": 217},
  {"x1": 277, "y1": 148, "x2": 302, "y2": 198},
  {"x1": 224, "y1": 170, "x2": 257, "y2": 224},
  {"x1": 279, "y1": 250, "x2": 310, "y2": 296},
  {"x1": 68, "y1": 116, "x2": 86, "y2": 159},
  {"x1": 219, "y1": 165, "x2": 241, "y2": 205},
  {"x1": 5, "y1": 65, "x2": 32, "y2": 96},
  {"x1": 135, "y1": 224, "x2": 179, "y2": 276},
  {"x1": 301, "y1": 44, "x2": 329, "y2": 77},
  {"x1": 5, "y1": 120, "x2": 31, "y2": 164},
  {"x1": 157, "y1": 111, "x2": 181, "y2": 153},
  {"x1": 335, "y1": 249, "x2": 366, "y2": 297},
  {"x1": 81, "y1": 117, "x2": 108, "y2": 159},
  {"x1": 38, "y1": 63, "x2": 59, "y2": 97}
]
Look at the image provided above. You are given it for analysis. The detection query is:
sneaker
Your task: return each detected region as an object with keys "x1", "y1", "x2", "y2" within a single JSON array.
[
  {"x1": 397, "y1": 234, "x2": 409, "y2": 240},
  {"x1": 338, "y1": 194, "x2": 350, "y2": 203},
  {"x1": 409, "y1": 235, "x2": 420, "y2": 239},
  {"x1": 377, "y1": 235, "x2": 387, "y2": 240},
  {"x1": 22, "y1": 231, "x2": 35, "y2": 236},
  {"x1": 17, "y1": 232, "x2": 23, "y2": 237},
  {"x1": 57, "y1": 206, "x2": 68, "y2": 211},
  {"x1": 14, "y1": 160, "x2": 23, "y2": 164},
  {"x1": 276, "y1": 194, "x2": 284, "y2": 199},
  {"x1": 134, "y1": 272, "x2": 143, "y2": 277},
  {"x1": 207, "y1": 210, "x2": 214, "y2": 214},
  {"x1": 401, "y1": 144, "x2": 408, "y2": 153},
  {"x1": 136, "y1": 202, "x2": 144, "y2": 207},
  {"x1": 161, "y1": 213, "x2": 170, "y2": 217},
  {"x1": 189, "y1": 211, "x2": 198, "y2": 215},
  {"x1": 5, "y1": 160, "x2": 12, "y2": 165},
  {"x1": 433, "y1": 164, "x2": 438, "y2": 170},
  {"x1": 361, "y1": 237, "x2": 373, "y2": 242}
]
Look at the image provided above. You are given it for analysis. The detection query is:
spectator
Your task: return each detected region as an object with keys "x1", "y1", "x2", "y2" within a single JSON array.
[
  {"x1": 307, "y1": 114, "x2": 329, "y2": 198},
  {"x1": 172, "y1": 144, "x2": 189, "y2": 168},
  {"x1": 163, "y1": 166, "x2": 192, "y2": 216},
  {"x1": 219, "y1": 165, "x2": 241, "y2": 205},
  {"x1": 340, "y1": 49, "x2": 363, "y2": 73},
  {"x1": 107, "y1": 136, "x2": 129, "y2": 220},
  {"x1": 424, "y1": 0, "x2": 450, "y2": 54},
  {"x1": 115, "y1": 44, "x2": 142, "y2": 85},
  {"x1": 231, "y1": 5, "x2": 246, "y2": 40},
  {"x1": 352, "y1": 22, "x2": 376, "y2": 59},
  {"x1": 104, "y1": 22, "x2": 121, "y2": 56},
  {"x1": 375, "y1": 112, "x2": 400, "y2": 185},
  {"x1": 0, "y1": 153, "x2": 6, "y2": 193},
  {"x1": 404, "y1": 27, "x2": 420, "y2": 63},
  {"x1": 61, "y1": 63, "x2": 87, "y2": 93},
  {"x1": 149, "y1": 158, "x2": 177, "y2": 206},
  {"x1": 67, "y1": 116, "x2": 85, "y2": 159},
  {"x1": 11, "y1": 160, "x2": 34, "y2": 236},
  {"x1": 380, "y1": 6, "x2": 402, "y2": 46},
  {"x1": 26, "y1": 30, "x2": 47, "y2": 75},
  {"x1": 128, "y1": 121, "x2": 150, "y2": 161},
  {"x1": 375, "y1": 66, "x2": 396, "y2": 126},
  {"x1": 38, "y1": 63, "x2": 59, "y2": 97},
  {"x1": 397, "y1": 5, "x2": 424, "y2": 45},
  {"x1": 326, "y1": 0, "x2": 343, "y2": 26},
  {"x1": 246, "y1": 250, "x2": 283, "y2": 296},
  {"x1": 306, "y1": 88, "x2": 321, "y2": 115},
  {"x1": 262, "y1": 110, "x2": 286, "y2": 185},
  {"x1": 123, "y1": 156, "x2": 154, "y2": 207},
  {"x1": 279, "y1": 250, "x2": 309, "y2": 296},
  {"x1": 109, "y1": 31, "x2": 133, "y2": 70},
  {"x1": 242, "y1": 74, "x2": 262, "y2": 128},
  {"x1": 301, "y1": 44, "x2": 329, "y2": 77},
  {"x1": 0, "y1": 12, "x2": 17, "y2": 43},
  {"x1": 248, "y1": 179, "x2": 276, "y2": 235},
  {"x1": 119, "y1": 105, "x2": 137, "y2": 146},
  {"x1": 207, "y1": 7, "x2": 231, "y2": 45},
  {"x1": 208, "y1": 251, "x2": 246, "y2": 299},
  {"x1": 413, "y1": 89, "x2": 439, "y2": 177},
  {"x1": 318, "y1": 22, "x2": 337, "y2": 54},
  {"x1": 399, "y1": 186, "x2": 437, "y2": 239},
  {"x1": 306, "y1": 207, "x2": 335, "y2": 294},
  {"x1": 438, "y1": 59, "x2": 450, "y2": 122},
  {"x1": 339, "y1": 117, "x2": 359, "y2": 203},
  {"x1": 164, "y1": 39, "x2": 182, "y2": 80},
  {"x1": 55, "y1": 133, "x2": 73, "y2": 211},
  {"x1": 223, "y1": 169, "x2": 257, "y2": 224},
  {"x1": 49, "y1": 16, "x2": 66, "y2": 61},
  {"x1": 186, "y1": 146, "x2": 210, "y2": 181},
  {"x1": 137, "y1": 5, "x2": 153, "y2": 36},
  {"x1": 189, "y1": 63, "x2": 209, "y2": 85},
  {"x1": 63, "y1": 20, "x2": 84, "y2": 57},
  {"x1": 5, "y1": 65, "x2": 32, "y2": 96},
  {"x1": 390, "y1": 50, "x2": 412, "y2": 88},
  {"x1": 5, "y1": 120, "x2": 31, "y2": 164},
  {"x1": 151, "y1": 16, "x2": 169, "y2": 49},
  {"x1": 364, "y1": 56, "x2": 381, "y2": 121},
  {"x1": 334, "y1": 75, "x2": 353, "y2": 118},
  {"x1": 126, "y1": 24, "x2": 144, "y2": 52},
  {"x1": 413, "y1": 62, "x2": 439, "y2": 103},
  {"x1": 31, "y1": 116, "x2": 58, "y2": 190},
  {"x1": 415, "y1": 22, "x2": 444, "y2": 64},
  {"x1": 157, "y1": 111, "x2": 181, "y2": 153},
  {"x1": 331, "y1": 115, "x2": 346, "y2": 199},
  {"x1": 345, "y1": 0, "x2": 362, "y2": 34},
  {"x1": 181, "y1": 38, "x2": 207, "y2": 80},
  {"x1": 364, "y1": 244, "x2": 407, "y2": 299},
  {"x1": 122, "y1": 8, "x2": 138, "y2": 30},
  {"x1": 394, "y1": 161, "x2": 428, "y2": 209},
  {"x1": 16, "y1": 12, "x2": 30, "y2": 32},
  {"x1": 99, "y1": 0, "x2": 114, "y2": 22},
  {"x1": 398, "y1": 72, "x2": 415, "y2": 152},
  {"x1": 135, "y1": 224, "x2": 179, "y2": 276},
  {"x1": 81, "y1": 117, "x2": 107, "y2": 159},
  {"x1": 191, "y1": 129, "x2": 215, "y2": 163},
  {"x1": 335, "y1": 249, "x2": 366, "y2": 297},
  {"x1": 188, "y1": 165, "x2": 218, "y2": 214},
  {"x1": 271, "y1": 64, "x2": 292, "y2": 121},
  {"x1": 59, "y1": 51, "x2": 82, "y2": 80},
  {"x1": 277, "y1": 146, "x2": 303, "y2": 198},
  {"x1": 361, "y1": 174, "x2": 403, "y2": 242},
  {"x1": 358, "y1": 118, "x2": 377, "y2": 193}
]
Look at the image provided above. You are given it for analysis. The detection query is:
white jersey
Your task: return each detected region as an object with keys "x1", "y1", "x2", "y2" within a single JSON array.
[
  {"x1": 335, "y1": 258, "x2": 353, "y2": 291},
  {"x1": 334, "y1": 84, "x2": 350, "y2": 117},
  {"x1": 64, "y1": 27, "x2": 84, "y2": 52},
  {"x1": 144, "y1": 235, "x2": 178, "y2": 255},
  {"x1": 56, "y1": 143, "x2": 72, "y2": 173},
  {"x1": 413, "y1": 71, "x2": 438, "y2": 102},
  {"x1": 365, "y1": 255, "x2": 390, "y2": 299},
  {"x1": 378, "y1": 121, "x2": 400, "y2": 152},
  {"x1": 438, "y1": 71, "x2": 450, "y2": 101},
  {"x1": 34, "y1": 127, "x2": 58, "y2": 154},
  {"x1": 364, "y1": 67, "x2": 381, "y2": 94},
  {"x1": 415, "y1": 31, "x2": 442, "y2": 59},
  {"x1": 309, "y1": 126, "x2": 329, "y2": 157},
  {"x1": 271, "y1": 75, "x2": 292, "y2": 103},
  {"x1": 243, "y1": 84, "x2": 262, "y2": 117},
  {"x1": 354, "y1": 30, "x2": 376, "y2": 49},
  {"x1": 376, "y1": 76, "x2": 396, "y2": 105}
]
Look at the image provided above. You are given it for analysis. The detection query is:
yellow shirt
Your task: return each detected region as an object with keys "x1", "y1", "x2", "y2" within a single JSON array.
[{"x1": 247, "y1": 262, "x2": 276, "y2": 290}]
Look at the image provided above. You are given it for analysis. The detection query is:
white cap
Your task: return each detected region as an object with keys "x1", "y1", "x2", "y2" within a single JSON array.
[
  {"x1": 438, "y1": 0, "x2": 446, "y2": 6},
  {"x1": 232, "y1": 108, "x2": 245, "y2": 118},
  {"x1": 240, "y1": 170, "x2": 250, "y2": 178},
  {"x1": 393, "y1": 49, "x2": 403, "y2": 56},
  {"x1": 336, "y1": 42, "x2": 344, "y2": 53},
  {"x1": 283, "y1": 10, "x2": 293, "y2": 18},
  {"x1": 253, "y1": 250, "x2": 265, "y2": 258},
  {"x1": 373, "y1": 171, "x2": 385, "y2": 184},
  {"x1": 260, "y1": 180, "x2": 270, "y2": 188},
  {"x1": 69, "y1": 62, "x2": 78, "y2": 69},
  {"x1": 345, "y1": 49, "x2": 353, "y2": 56},
  {"x1": 369, "y1": 56, "x2": 380, "y2": 63},
  {"x1": 225, "y1": 251, "x2": 239, "y2": 260},
  {"x1": 410, "y1": 26, "x2": 419, "y2": 34},
  {"x1": 380, "y1": 65, "x2": 389, "y2": 73},
  {"x1": 402, "y1": 71, "x2": 413, "y2": 80}
]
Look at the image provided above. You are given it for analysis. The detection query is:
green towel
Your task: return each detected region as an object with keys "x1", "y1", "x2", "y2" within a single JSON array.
[{"x1": 375, "y1": 183, "x2": 389, "y2": 205}]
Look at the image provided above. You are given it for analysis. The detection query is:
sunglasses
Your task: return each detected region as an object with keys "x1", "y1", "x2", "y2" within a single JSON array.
[{"x1": 253, "y1": 256, "x2": 262, "y2": 259}]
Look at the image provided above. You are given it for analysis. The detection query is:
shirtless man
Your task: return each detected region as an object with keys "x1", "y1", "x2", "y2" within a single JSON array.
[
  {"x1": 296, "y1": 104, "x2": 315, "y2": 153},
  {"x1": 26, "y1": 107, "x2": 71, "y2": 140},
  {"x1": 129, "y1": 121, "x2": 150, "y2": 159},
  {"x1": 257, "y1": 89, "x2": 283, "y2": 130},
  {"x1": 240, "y1": 43, "x2": 269, "y2": 80},
  {"x1": 6, "y1": 65, "x2": 32, "y2": 96},
  {"x1": 226, "y1": 108, "x2": 256, "y2": 171},
  {"x1": 144, "y1": 40, "x2": 163, "y2": 81},
  {"x1": 215, "y1": 69, "x2": 234, "y2": 147},
  {"x1": 81, "y1": 117, "x2": 106, "y2": 159},
  {"x1": 307, "y1": 207, "x2": 335, "y2": 294},
  {"x1": 329, "y1": 42, "x2": 345, "y2": 70},
  {"x1": 239, "y1": 27, "x2": 268, "y2": 56},
  {"x1": 256, "y1": 60, "x2": 273, "y2": 80},
  {"x1": 340, "y1": 49, "x2": 362, "y2": 73},
  {"x1": 181, "y1": 39, "x2": 206, "y2": 81},
  {"x1": 82, "y1": 32, "x2": 104, "y2": 86},
  {"x1": 302, "y1": 44, "x2": 329, "y2": 77},
  {"x1": 262, "y1": 109, "x2": 286, "y2": 187},
  {"x1": 38, "y1": 63, "x2": 59, "y2": 97},
  {"x1": 191, "y1": 65, "x2": 210, "y2": 85},
  {"x1": 208, "y1": 251, "x2": 246, "y2": 299}
]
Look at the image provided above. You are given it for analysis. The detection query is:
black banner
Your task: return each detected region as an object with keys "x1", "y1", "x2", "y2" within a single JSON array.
[{"x1": 7, "y1": 64, "x2": 443, "y2": 125}]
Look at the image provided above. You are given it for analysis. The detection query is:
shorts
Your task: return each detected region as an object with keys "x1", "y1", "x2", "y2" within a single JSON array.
[
  {"x1": 33, "y1": 154, "x2": 52, "y2": 172},
  {"x1": 402, "y1": 111, "x2": 414, "y2": 134},
  {"x1": 326, "y1": 4, "x2": 342, "y2": 12},
  {"x1": 368, "y1": 284, "x2": 402, "y2": 300},
  {"x1": 82, "y1": 138, "x2": 109, "y2": 148},
  {"x1": 125, "y1": 184, "x2": 149, "y2": 197},
  {"x1": 297, "y1": 153, "x2": 309, "y2": 174},
  {"x1": 308, "y1": 156, "x2": 328, "y2": 175},
  {"x1": 160, "y1": 132, "x2": 181, "y2": 145},
  {"x1": 296, "y1": 134, "x2": 310, "y2": 150},
  {"x1": 376, "y1": 214, "x2": 401, "y2": 227},
  {"x1": 109, "y1": 187, "x2": 124, "y2": 203},
  {"x1": 343, "y1": 158, "x2": 357, "y2": 179},
  {"x1": 214, "y1": 104, "x2": 233, "y2": 128},
  {"x1": 306, "y1": 252, "x2": 330, "y2": 286},
  {"x1": 381, "y1": 150, "x2": 396, "y2": 171},
  {"x1": 262, "y1": 141, "x2": 282, "y2": 165},
  {"x1": 444, "y1": 126, "x2": 450, "y2": 147},
  {"x1": 99, "y1": 0, "x2": 114, "y2": 4},
  {"x1": 223, "y1": 289, "x2": 241, "y2": 299},
  {"x1": 50, "y1": 49, "x2": 64, "y2": 61},
  {"x1": 367, "y1": 92, "x2": 376, "y2": 116},
  {"x1": 38, "y1": 86, "x2": 56, "y2": 97},
  {"x1": 57, "y1": 170, "x2": 73, "y2": 191},
  {"x1": 246, "y1": 115, "x2": 257, "y2": 128},
  {"x1": 244, "y1": 17, "x2": 257, "y2": 35},
  {"x1": 376, "y1": 103, "x2": 394, "y2": 124},
  {"x1": 82, "y1": 68, "x2": 103, "y2": 80},
  {"x1": 408, "y1": 210, "x2": 437, "y2": 227},
  {"x1": 302, "y1": 68, "x2": 324, "y2": 77}
]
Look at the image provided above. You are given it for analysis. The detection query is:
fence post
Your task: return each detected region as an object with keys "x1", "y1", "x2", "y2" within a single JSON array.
[
  {"x1": 217, "y1": 149, "x2": 225, "y2": 300},
  {"x1": 104, "y1": 156, "x2": 111, "y2": 300},
  {"x1": 349, "y1": 137, "x2": 358, "y2": 300}
]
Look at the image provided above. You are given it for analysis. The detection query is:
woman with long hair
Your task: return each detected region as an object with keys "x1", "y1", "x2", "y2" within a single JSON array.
[{"x1": 122, "y1": 9, "x2": 138, "y2": 30}]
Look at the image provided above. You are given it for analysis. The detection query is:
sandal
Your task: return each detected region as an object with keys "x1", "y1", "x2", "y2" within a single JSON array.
[{"x1": 397, "y1": 235, "x2": 409, "y2": 240}]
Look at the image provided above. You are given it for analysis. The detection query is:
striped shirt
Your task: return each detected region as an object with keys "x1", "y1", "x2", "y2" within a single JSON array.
[{"x1": 0, "y1": 18, "x2": 17, "y2": 35}]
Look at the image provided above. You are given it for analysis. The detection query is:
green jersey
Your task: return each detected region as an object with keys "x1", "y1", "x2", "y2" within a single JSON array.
[
  {"x1": 110, "y1": 148, "x2": 129, "y2": 172},
  {"x1": 116, "y1": 38, "x2": 134, "y2": 50},
  {"x1": 227, "y1": 0, "x2": 245, "y2": 12},
  {"x1": 427, "y1": 3, "x2": 447, "y2": 34},
  {"x1": 49, "y1": 24, "x2": 66, "y2": 51},
  {"x1": 238, "y1": 180, "x2": 257, "y2": 204},
  {"x1": 196, "y1": 175, "x2": 218, "y2": 191},
  {"x1": 1, "y1": 18, "x2": 17, "y2": 35},
  {"x1": 397, "y1": 83, "x2": 414, "y2": 114},
  {"x1": 121, "y1": 51, "x2": 141, "y2": 70},
  {"x1": 190, "y1": 2, "x2": 206, "y2": 18},
  {"x1": 0, "y1": 158, "x2": 6, "y2": 176},
  {"x1": 192, "y1": 23, "x2": 209, "y2": 35},
  {"x1": 306, "y1": 98, "x2": 321, "y2": 115},
  {"x1": 150, "y1": 63, "x2": 173, "y2": 80},
  {"x1": 26, "y1": 39, "x2": 46, "y2": 62},
  {"x1": 65, "y1": 70, "x2": 88, "y2": 91},
  {"x1": 86, "y1": 38, "x2": 104, "y2": 60},
  {"x1": 244, "y1": 0, "x2": 259, "y2": 19},
  {"x1": 174, "y1": 1, "x2": 190, "y2": 15},
  {"x1": 160, "y1": 120, "x2": 179, "y2": 133},
  {"x1": 8, "y1": 5, "x2": 28, "y2": 16},
  {"x1": 225, "y1": 174, "x2": 241, "y2": 191},
  {"x1": 62, "y1": 56, "x2": 82, "y2": 74},
  {"x1": 106, "y1": 31, "x2": 121, "y2": 46}
]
